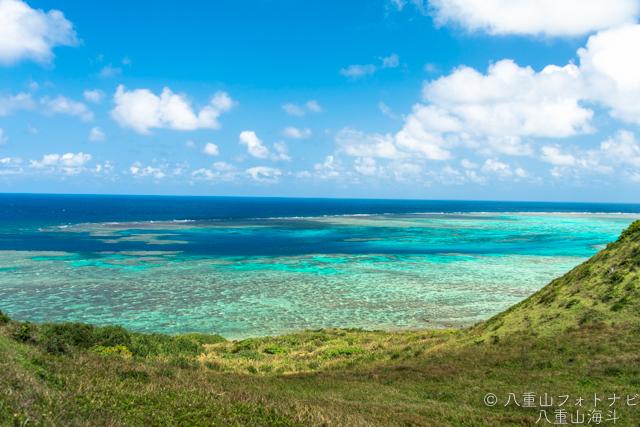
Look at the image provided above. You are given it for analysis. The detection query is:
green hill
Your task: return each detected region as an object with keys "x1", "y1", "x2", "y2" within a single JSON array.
[
  {"x1": 473, "y1": 219, "x2": 640, "y2": 339},
  {"x1": 1, "y1": 221, "x2": 639, "y2": 426}
]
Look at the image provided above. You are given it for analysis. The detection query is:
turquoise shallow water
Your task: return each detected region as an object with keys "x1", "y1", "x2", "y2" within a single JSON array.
[{"x1": 0, "y1": 210, "x2": 638, "y2": 338}]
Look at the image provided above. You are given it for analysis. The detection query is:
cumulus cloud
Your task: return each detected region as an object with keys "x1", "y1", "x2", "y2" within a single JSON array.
[
  {"x1": 600, "y1": 130, "x2": 640, "y2": 168},
  {"x1": 0, "y1": 92, "x2": 35, "y2": 116},
  {"x1": 340, "y1": 53, "x2": 400, "y2": 79},
  {"x1": 429, "y1": 0, "x2": 639, "y2": 37},
  {"x1": 578, "y1": 25, "x2": 640, "y2": 124},
  {"x1": 246, "y1": 166, "x2": 282, "y2": 183},
  {"x1": 202, "y1": 142, "x2": 219, "y2": 156},
  {"x1": 192, "y1": 161, "x2": 238, "y2": 182},
  {"x1": 41, "y1": 96, "x2": 93, "y2": 121},
  {"x1": 99, "y1": 64, "x2": 122, "y2": 78},
  {"x1": 88, "y1": 127, "x2": 105, "y2": 142},
  {"x1": 340, "y1": 63, "x2": 377, "y2": 79},
  {"x1": 540, "y1": 145, "x2": 576, "y2": 166},
  {"x1": 381, "y1": 53, "x2": 400, "y2": 69},
  {"x1": 305, "y1": 100, "x2": 323, "y2": 113},
  {"x1": 112, "y1": 85, "x2": 234, "y2": 134},
  {"x1": 282, "y1": 103, "x2": 305, "y2": 116},
  {"x1": 423, "y1": 60, "x2": 591, "y2": 138},
  {"x1": 239, "y1": 130, "x2": 270, "y2": 159},
  {"x1": 282, "y1": 126, "x2": 311, "y2": 139},
  {"x1": 0, "y1": 156, "x2": 23, "y2": 175},
  {"x1": 0, "y1": 92, "x2": 93, "y2": 122},
  {"x1": 272, "y1": 141, "x2": 291, "y2": 161},
  {"x1": 336, "y1": 128, "x2": 404, "y2": 159},
  {"x1": 390, "y1": 59, "x2": 594, "y2": 161},
  {"x1": 540, "y1": 130, "x2": 640, "y2": 179},
  {"x1": 282, "y1": 100, "x2": 323, "y2": 116},
  {"x1": 354, "y1": 157, "x2": 379, "y2": 176},
  {"x1": 30, "y1": 152, "x2": 92, "y2": 175},
  {"x1": 481, "y1": 158, "x2": 527, "y2": 178},
  {"x1": 378, "y1": 102, "x2": 399, "y2": 120},
  {"x1": 130, "y1": 161, "x2": 166, "y2": 179},
  {"x1": 83, "y1": 89, "x2": 104, "y2": 104},
  {"x1": 0, "y1": 0, "x2": 78, "y2": 65}
]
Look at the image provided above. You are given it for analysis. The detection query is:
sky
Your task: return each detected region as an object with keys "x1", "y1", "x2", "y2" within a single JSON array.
[{"x1": 1, "y1": 0, "x2": 640, "y2": 202}]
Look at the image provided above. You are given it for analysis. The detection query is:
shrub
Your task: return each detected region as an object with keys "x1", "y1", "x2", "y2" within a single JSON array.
[
  {"x1": 91, "y1": 344, "x2": 133, "y2": 359},
  {"x1": 11, "y1": 322, "x2": 36, "y2": 343},
  {"x1": 129, "y1": 333, "x2": 202, "y2": 357},
  {"x1": 323, "y1": 346, "x2": 364, "y2": 359},
  {"x1": 181, "y1": 333, "x2": 225, "y2": 345},
  {"x1": 263, "y1": 344, "x2": 286, "y2": 355},
  {"x1": 0, "y1": 310, "x2": 10, "y2": 324},
  {"x1": 94, "y1": 326, "x2": 131, "y2": 347},
  {"x1": 39, "y1": 323, "x2": 96, "y2": 354}
]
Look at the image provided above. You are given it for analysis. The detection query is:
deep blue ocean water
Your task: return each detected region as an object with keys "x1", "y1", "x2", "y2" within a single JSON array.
[{"x1": 0, "y1": 193, "x2": 639, "y2": 337}]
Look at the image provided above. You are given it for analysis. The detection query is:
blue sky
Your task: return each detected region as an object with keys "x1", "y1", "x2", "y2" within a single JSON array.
[{"x1": 1, "y1": 0, "x2": 640, "y2": 202}]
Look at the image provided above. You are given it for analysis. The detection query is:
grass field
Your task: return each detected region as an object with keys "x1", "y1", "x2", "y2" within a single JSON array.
[{"x1": 1, "y1": 220, "x2": 639, "y2": 426}]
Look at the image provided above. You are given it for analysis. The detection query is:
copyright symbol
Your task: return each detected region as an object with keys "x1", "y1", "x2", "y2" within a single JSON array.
[{"x1": 484, "y1": 393, "x2": 498, "y2": 406}]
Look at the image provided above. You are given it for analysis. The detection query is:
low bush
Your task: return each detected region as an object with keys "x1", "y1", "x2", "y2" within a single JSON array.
[
  {"x1": 91, "y1": 344, "x2": 133, "y2": 359},
  {"x1": 11, "y1": 322, "x2": 36, "y2": 343}
]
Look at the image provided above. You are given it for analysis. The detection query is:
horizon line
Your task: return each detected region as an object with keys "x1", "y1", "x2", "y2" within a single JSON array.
[{"x1": 0, "y1": 192, "x2": 639, "y2": 206}]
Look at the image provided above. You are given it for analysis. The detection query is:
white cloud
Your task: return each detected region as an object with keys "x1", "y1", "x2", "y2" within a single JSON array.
[
  {"x1": 305, "y1": 100, "x2": 322, "y2": 113},
  {"x1": 0, "y1": 92, "x2": 34, "y2": 116},
  {"x1": 30, "y1": 152, "x2": 92, "y2": 175},
  {"x1": 423, "y1": 60, "x2": 591, "y2": 138},
  {"x1": 83, "y1": 89, "x2": 104, "y2": 104},
  {"x1": 340, "y1": 63, "x2": 377, "y2": 79},
  {"x1": 239, "y1": 130, "x2": 270, "y2": 158},
  {"x1": 578, "y1": 25, "x2": 640, "y2": 124},
  {"x1": 0, "y1": 128, "x2": 7, "y2": 144},
  {"x1": 130, "y1": 161, "x2": 166, "y2": 179},
  {"x1": 202, "y1": 142, "x2": 219, "y2": 156},
  {"x1": 461, "y1": 159, "x2": 478, "y2": 169},
  {"x1": 88, "y1": 126, "x2": 105, "y2": 142},
  {"x1": 99, "y1": 64, "x2": 122, "y2": 78},
  {"x1": 394, "y1": 106, "x2": 454, "y2": 160},
  {"x1": 282, "y1": 100, "x2": 323, "y2": 116},
  {"x1": 341, "y1": 53, "x2": 401, "y2": 79},
  {"x1": 0, "y1": 156, "x2": 23, "y2": 175},
  {"x1": 480, "y1": 158, "x2": 527, "y2": 179},
  {"x1": 112, "y1": 85, "x2": 234, "y2": 134},
  {"x1": 282, "y1": 126, "x2": 311, "y2": 139},
  {"x1": 378, "y1": 102, "x2": 399, "y2": 120},
  {"x1": 1, "y1": 93, "x2": 93, "y2": 122},
  {"x1": 246, "y1": 166, "x2": 282, "y2": 183},
  {"x1": 391, "y1": 59, "x2": 593, "y2": 161},
  {"x1": 540, "y1": 131, "x2": 640, "y2": 178},
  {"x1": 381, "y1": 53, "x2": 400, "y2": 69},
  {"x1": 312, "y1": 155, "x2": 342, "y2": 179},
  {"x1": 282, "y1": 103, "x2": 305, "y2": 116},
  {"x1": 192, "y1": 161, "x2": 237, "y2": 182},
  {"x1": 0, "y1": 0, "x2": 78, "y2": 65},
  {"x1": 354, "y1": 157, "x2": 379, "y2": 176},
  {"x1": 272, "y1": 141, "x2": 291, "y2": 161},
  {"x1": 41, "y1": 96, "x2": 93, "y2": 121},
  {"x1": 540, "y1": 145, "x2": 576, "y2": 166},
  {"x1": 429, "y1": 0, "x2": 639, "y2": 37},
  {"x1": 336, "y1": 128, "x2": 404, "y2": 159},
  {"x1": 600, "y1": 130, "x2": 640, "y2": 168}
]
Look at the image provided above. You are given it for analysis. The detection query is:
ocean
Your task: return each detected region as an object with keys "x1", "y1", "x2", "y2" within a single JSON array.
[{"x1": 1, "y1": 193, "x2": 639, "y2": 338}]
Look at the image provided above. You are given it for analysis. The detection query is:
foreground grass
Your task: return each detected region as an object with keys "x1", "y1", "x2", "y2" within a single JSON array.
[{"x1": 1, "y1": 220, "x2": 639, "y2": 426}]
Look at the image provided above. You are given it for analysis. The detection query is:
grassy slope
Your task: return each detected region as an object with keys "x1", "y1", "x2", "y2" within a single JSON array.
[{"x1": 1, "y1": 221, "x2": 639, "y2": 426}]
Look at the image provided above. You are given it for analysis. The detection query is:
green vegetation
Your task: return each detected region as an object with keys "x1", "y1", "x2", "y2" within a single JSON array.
[{"x1": 1, "y1": 221, "x2": 639, "y2": 426}]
